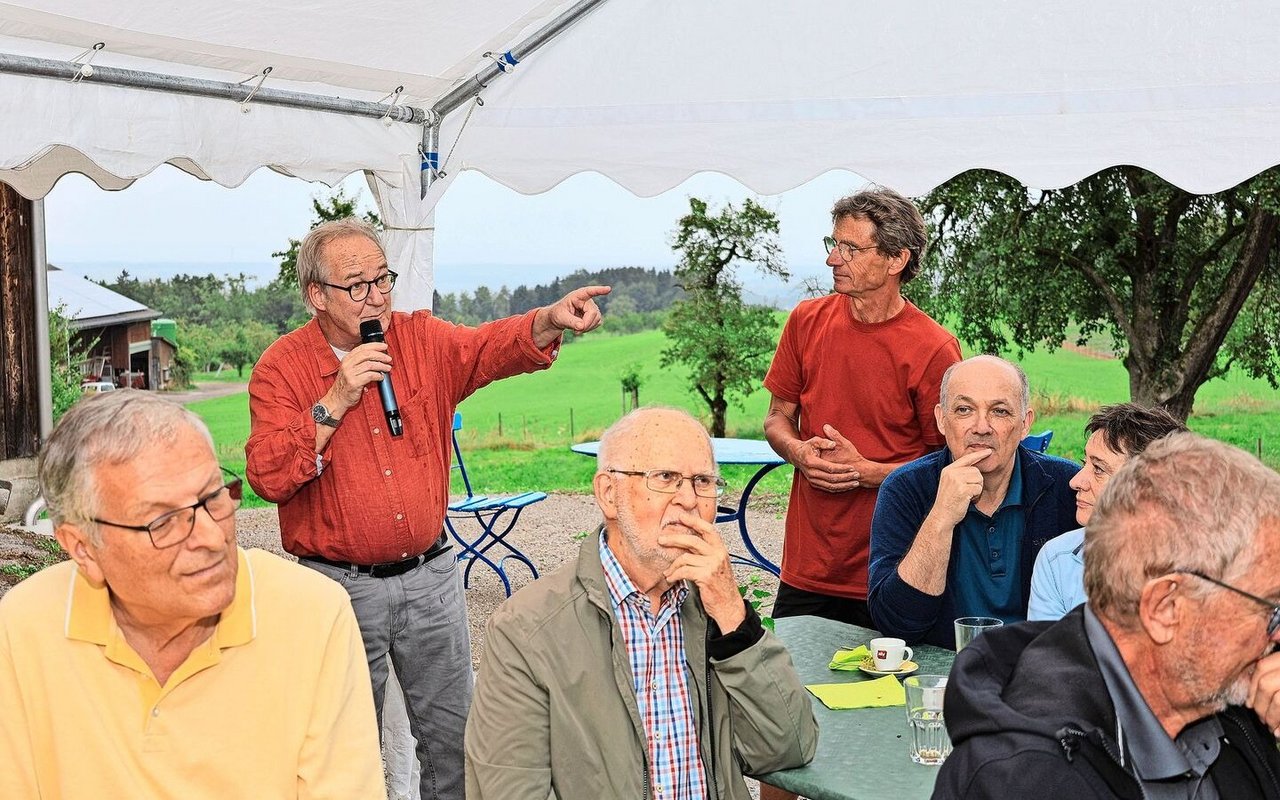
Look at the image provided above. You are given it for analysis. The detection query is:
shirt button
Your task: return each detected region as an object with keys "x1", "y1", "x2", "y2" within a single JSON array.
[
  {"x1": 401, "y1": 552, "x2": 408, "y2": 558},
  {"x1": 151, "y1": 707, "x2": 160, "y2": 717},
  {"x1": 373, "y1": 427, "x2": 380, "y2": 435},
  {"x1": 551, "y1": 349, "x2": 559, "y2": 358},
  {"x1": 654, "y1": 731, "x2": 662, "y2": 741},
  {"x1": 991, "y1": 550, "x2": 1001, "y2": 559},
  {"x1": 987, "y1": 526, "x2": 996, "y2": 534},
  {"x1": 384, "y1": 469, "x2": 392, "y2": 476},
  {"x1": 395, "y1": 513, "x2": 404, "y2": 521}
]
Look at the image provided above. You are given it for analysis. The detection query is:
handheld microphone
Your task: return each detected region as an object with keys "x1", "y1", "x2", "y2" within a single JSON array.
[{"x1": 358, "y1": 319, "x2": 404, "y2": 437}]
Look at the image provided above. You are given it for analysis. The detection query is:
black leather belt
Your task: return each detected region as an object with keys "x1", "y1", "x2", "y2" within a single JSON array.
[{"x1": 302, "y1": 533, "x2": 452, "y2": 578}]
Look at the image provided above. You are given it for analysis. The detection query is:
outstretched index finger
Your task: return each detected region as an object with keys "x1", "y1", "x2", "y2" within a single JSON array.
[{"x1": 572, "y1": 285, "x2": 612, "y2": 302}]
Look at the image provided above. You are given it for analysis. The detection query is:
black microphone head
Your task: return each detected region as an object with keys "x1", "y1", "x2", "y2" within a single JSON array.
[{"x1": 359, "y1": 319, "x2": 384, "y2": 343}]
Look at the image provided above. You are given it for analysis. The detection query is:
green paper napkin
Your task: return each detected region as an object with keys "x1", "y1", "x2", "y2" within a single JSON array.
[
  {"x1": 805, "y1": 675, "x2": 906, "y2": 710},
  {"x1": 828, "y1": 645, "x2": 870, "y2": 671}
]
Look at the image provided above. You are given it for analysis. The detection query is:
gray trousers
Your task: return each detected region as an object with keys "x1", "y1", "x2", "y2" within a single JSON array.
[{"x1": 300, "y1": 552, "x2": 473, "y2": 800}]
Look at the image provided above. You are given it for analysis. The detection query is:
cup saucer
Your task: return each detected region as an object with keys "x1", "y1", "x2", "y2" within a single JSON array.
[{"x1": 858, "y1": 655, "x2": 919, "y2": 677}]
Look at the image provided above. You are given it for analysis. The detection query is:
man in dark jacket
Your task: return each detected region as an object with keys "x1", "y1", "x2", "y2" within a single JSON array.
[
  {"x1": 936, "y1": 433, "x2": 1280, "y2": 799},
  {"x1": 868, "y1": 355, "x2": 1078, "y2": 647}
]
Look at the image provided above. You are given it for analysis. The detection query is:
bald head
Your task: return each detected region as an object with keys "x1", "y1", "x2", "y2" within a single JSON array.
[
  {"x1": 939, "y1": 355, "x2": 1029, "y2": 416},
  {"x1": 597, "y1": 407, "x2": 712, "y2": 475}
]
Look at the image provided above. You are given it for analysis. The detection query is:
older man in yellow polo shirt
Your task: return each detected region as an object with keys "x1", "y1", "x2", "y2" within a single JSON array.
[{"x1": 0, "y1": 391, "x2": 385, "y2": 799}]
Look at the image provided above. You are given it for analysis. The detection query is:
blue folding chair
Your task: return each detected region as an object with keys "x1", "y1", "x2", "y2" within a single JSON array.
[
  {"x1": 1021, "y1": 430, "x2": 1054, "y2": 453},
  {"x1": 445, "y1": 413, "x2": 547, "y2": 597}
]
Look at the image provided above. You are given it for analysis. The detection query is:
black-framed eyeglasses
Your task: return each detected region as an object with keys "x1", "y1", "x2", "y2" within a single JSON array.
[
  {"x1": 91, "y1": 468, "x2": 243, "y2": 549},
  {"x1": 823, "y1": 235, "x2": 878, "y2": 262},
  {"x1": 1174, "y1": 568, "x2": 1280, "y2": 638},
  {"x1": 322, "y1": 270, "x2": 397, "y2": 302},
  {"x1": 607, "y1": 468, "x2": 726, "y2": 498}
]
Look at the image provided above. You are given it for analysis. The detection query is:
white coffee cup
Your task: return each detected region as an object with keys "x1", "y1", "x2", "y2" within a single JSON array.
[{"x1": 870, "y1": 637, "x2": 913, "y2": 671}]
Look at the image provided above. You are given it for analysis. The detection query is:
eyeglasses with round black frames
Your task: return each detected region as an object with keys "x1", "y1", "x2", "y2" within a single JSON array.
[
  {"x1": 1174, "y1": 568, "x2": 1280, "y2": 638},
  {"x1": 91, "y1": 468, "x2": 243, "y2": 549},
  {"x1": 822, "y1": 235, "x2": 878, "y2": 263},
  {"x1": 606, "y1": 468, "x2": 726, "y2": 498},
  {"x1": 322, "y1": 270, "x2": 398, "y2": 303}
]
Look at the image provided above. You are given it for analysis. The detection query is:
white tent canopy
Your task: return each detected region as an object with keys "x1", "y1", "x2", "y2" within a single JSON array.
[{"x1": 2, "y1": 0, "x2": 1280, "y2": 308}]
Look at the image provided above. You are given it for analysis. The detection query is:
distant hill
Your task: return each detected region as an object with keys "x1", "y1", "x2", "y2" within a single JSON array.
[{"x1": 432, "y1": 266, "x2": 683, "y2": 326}]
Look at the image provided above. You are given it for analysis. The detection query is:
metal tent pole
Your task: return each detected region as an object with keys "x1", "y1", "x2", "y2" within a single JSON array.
[
  {"x1": 30, "y1": 200, "x2": 51, "y2": 440},
  {"x1": 420, "y1": 0, "x2": 611, "y2": 196},
  {"x1": 0, "y1": 53, "x2": 427, "y2": 124}
]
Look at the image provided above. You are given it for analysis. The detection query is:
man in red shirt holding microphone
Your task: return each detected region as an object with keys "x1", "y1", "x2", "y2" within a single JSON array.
[{"x1": 247, "y1": 217, "x2": 607, "y2": 800}]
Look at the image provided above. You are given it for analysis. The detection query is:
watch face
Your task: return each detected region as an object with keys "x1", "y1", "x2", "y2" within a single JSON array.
[{"x1": 312, "y1": 403, "x2": 328, "y2": 422}]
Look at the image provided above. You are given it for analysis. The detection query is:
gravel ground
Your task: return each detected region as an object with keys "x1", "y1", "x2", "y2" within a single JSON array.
[{"x1": 234, "y1": 490, "x2": 787, "y2": 669}]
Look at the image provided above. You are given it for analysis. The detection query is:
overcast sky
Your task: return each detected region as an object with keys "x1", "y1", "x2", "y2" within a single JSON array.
[{"x1": 42, "y1": 165, "x2": 871, "y2": 294}]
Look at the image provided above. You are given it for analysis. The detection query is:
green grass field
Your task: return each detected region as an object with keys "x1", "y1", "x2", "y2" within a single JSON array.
[{"x1": 186, "y1": 326, "x2": 1280, "y2": 509}]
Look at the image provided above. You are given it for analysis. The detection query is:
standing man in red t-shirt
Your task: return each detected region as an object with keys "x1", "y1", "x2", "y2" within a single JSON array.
[
  {"x1": 763, "y1": 188, "x2": 961, "y2": 629},
  {"x1": 246, "y1": 217, "x2": 607, "y2": 800}
]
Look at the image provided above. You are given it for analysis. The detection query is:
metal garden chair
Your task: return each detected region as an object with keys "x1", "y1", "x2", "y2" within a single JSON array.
[{"x1": 445, "y1": 413, "x2": 547, "y2": 597}]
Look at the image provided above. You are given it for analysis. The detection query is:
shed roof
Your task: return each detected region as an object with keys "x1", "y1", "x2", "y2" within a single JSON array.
[{"x1": 47, "y1": 265, "x2": 162, "y2": 330}]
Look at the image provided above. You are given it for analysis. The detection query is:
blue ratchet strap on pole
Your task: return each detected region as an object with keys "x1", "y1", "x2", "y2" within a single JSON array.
[
  {"x1": 421, "y1": 150, "x2": 439, "y2": 175},
  {"x1": 419, "y1": 118, "x2": 441, "y2": 198}
]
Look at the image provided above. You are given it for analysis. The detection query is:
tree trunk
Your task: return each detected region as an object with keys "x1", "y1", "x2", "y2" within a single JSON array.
[
  {"x1": 0, "y1": 183, "x2": 38, "y2": 459},
  {"x1": 710, "y1": 391, "x2": 727, "y2": 438},
  {"x1": 1129, "y1": 372, "x2": 1197, "y2": 422},
  {"x1": 1125, "y1": 205, "x2": 1279, "y2": 422}
]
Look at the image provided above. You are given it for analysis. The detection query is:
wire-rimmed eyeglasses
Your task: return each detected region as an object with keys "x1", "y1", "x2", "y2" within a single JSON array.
[
  {"x1": 322, "y1": 270, "x2": 398, "y2": 302},
  {"x1": 607, "y1": 468, "x2": 726, "y2": 498},
  {"x1": 1174, "y1": 568, "x2": 1280, "y2": 638},
  {"x1": 823, "y1": 235, "x2": 878, "y2": 263},
  {"x1": 91, "y1": 468, "x2": 243, "y2": 548}
]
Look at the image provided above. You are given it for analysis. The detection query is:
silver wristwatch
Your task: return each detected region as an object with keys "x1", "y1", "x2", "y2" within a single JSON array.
[{"x1": 311, "y1": 402, "x2": 341, "y2": 428}]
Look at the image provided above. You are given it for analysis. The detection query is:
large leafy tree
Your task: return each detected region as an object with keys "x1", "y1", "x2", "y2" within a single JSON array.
[
  {"x1": 661, "y1": 197, "x2": 788, "y2": 436},
  {"x1": 916, "y1": 167, "x2": 1280, "y2": 419}
]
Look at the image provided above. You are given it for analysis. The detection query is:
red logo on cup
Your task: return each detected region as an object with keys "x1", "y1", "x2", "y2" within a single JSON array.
[{"x1": 876, "y1": 648, "x2": 888, "y2": 659}]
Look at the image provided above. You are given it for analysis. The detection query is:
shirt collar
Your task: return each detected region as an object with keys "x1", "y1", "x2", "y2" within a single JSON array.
[
  {"x1": 65, "y1": 547, "x2": 257, "y2": 649},
  {"x1": 301, "y1": 317, "x2": 342, "y2": 378},
  {"x1": 998, "y1": 455, "x2": 1024, "y2": 511},
  {"x1": 598, "y1": 530, "x2": 687, "y2": 614},
  {"x1": 1084, "y1": 605, "x2": 1221, "y2": 780}
]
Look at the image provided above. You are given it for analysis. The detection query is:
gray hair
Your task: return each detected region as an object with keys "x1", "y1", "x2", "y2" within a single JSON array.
[
  {"x1": 938, "y1": 355, "x2": 1030, "y2": 416},
  {"x1": 596, "y1": 407, "x2": 712, "y2": 474},
  {"x1": 38, "y1": 390, "x2": 214, "y2": 543},
  {"x1": 831, "y1": 187, "x2": 928, "y2": 284},
  {"x1": 296, "y1": 217, "x2": 385, "y2": 313},
  {"x1": 1084, "y1": 433, "x2": 1280, "y2": 626}
]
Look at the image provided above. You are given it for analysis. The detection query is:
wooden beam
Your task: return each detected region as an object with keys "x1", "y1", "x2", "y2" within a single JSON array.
[{"x1": 0, "y1": 182, "x2": 38, "y2": 459}]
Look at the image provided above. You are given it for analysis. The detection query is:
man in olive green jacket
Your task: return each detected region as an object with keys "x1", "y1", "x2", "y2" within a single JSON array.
[{"x1": 465, "y1": 408, "x2": 819, "y2": 799}]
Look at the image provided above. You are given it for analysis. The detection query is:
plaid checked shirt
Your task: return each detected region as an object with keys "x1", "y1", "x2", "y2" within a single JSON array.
[{"x1": 599, "y1": 533, "x2": 709, "y2": 800}]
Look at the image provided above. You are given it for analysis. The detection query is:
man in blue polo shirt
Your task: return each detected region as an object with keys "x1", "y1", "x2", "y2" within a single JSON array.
[{"x1": 867, "y1": 355, "x2": 1078, "y2": 647}]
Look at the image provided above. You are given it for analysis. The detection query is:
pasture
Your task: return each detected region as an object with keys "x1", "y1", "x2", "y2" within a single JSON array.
[{"x1": 187, "y1": 324, "x2": 1280, "y2": 509}]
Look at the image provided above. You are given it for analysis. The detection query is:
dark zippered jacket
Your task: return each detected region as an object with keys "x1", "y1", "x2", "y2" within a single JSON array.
[{"x1": 933, "y1": 609, "x2": 1280, "y2": 799}]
